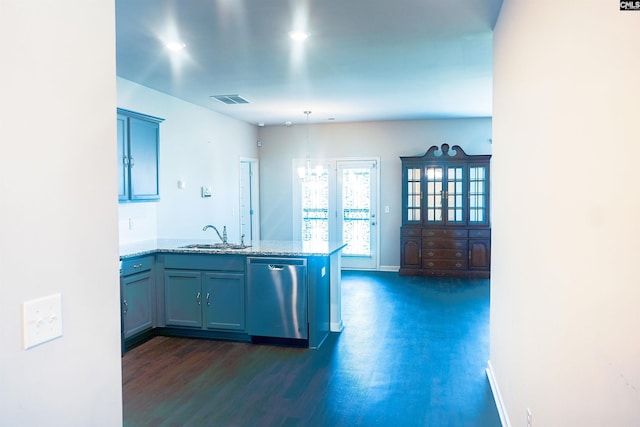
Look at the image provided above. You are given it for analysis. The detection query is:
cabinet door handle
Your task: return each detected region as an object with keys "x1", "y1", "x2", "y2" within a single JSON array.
[
  {"x1": 123, "y1": 299, "x2": 128, "y2": 315},
  {"x1": 133, "y1": 263, "x2": 143, "y2": 269},
  {"x1": 196, "y1": 292, "x2": 201, "y2": 305},
  {"x1": 427, "y1": 252, "x2": 434, "y2": 257},
  {"x1": 129, "y1": 157, "x2": 135, "y2": 167},
  {"x1": 456, "y1": 252, "x2": 462, "y2": 258},
  {"x1": 206, "y1": 292, "x2": 211, "y2": 306}
]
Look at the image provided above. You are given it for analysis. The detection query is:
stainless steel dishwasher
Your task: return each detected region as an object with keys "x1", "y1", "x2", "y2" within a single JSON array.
[{"x1": 247, "y1": 257, "x2": 308, "y2": 340}]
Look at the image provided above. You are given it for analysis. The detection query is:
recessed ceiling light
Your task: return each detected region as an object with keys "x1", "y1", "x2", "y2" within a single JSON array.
[
  {"x1": 165, "y1": 41, "x2": 186, "y2": 51},
  {"x1": 288, "y1": 31, "x2": 309, "y2": 41}
]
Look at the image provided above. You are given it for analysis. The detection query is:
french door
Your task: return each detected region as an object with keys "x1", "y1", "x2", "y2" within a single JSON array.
[{"x1": 293, "y1": 159, "x2": 378, "y2": 270}]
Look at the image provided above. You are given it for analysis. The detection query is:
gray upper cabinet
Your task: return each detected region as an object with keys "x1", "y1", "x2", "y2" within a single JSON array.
[{"x1": 117, "y1": 108, "x2": 164, "y2": 202}]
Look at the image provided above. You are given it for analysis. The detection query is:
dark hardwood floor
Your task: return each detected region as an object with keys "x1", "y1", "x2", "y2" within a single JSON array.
[{"x1": 122, "y1": 271, "x2": 500, "y2": 427}]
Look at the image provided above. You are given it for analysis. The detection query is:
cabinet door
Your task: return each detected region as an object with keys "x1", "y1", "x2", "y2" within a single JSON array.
[
  {"x1": 402, "y1": 165, "x2": 422, "y2": 225},
  {"x1": 424, "y1": 165, "x2": 466, "y2": 226},
  {"x1": 117, "y1": 113, "x2": 129, "y2": 201},
  {"x1": 468, "y1": 165, "x2": 489, "y2": 226},
  {"x1": 128, "y1": 117, "x2": 159, "y2": 201},
  {"x1": 469, "y1": 240, "x2": 491, "y2": 270},
  {"x1": 401, "y1": 238, "x2": 421, "y2": 269},
  {"x1": 122, "y1": 271, "x2": 153, "y2": 338},
  {"x1": 203, "y1": 272, "x2": 245, "y2": 331},
  {"x1": 165, "y1": 270, "x2": 202, "y2": 328}
]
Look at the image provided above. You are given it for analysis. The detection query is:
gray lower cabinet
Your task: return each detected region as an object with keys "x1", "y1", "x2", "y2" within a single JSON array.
[
  {"x1": 120, "y1": 256, "x2": 155, "y2": 340},
  {"x1": 164, "y1": 270, "x2": 201, "y2": 327},
  {"x1": 203, "y1": 272, "x2": 245, "y2": 330},
  {"x1": 164, "y1": 269, "x2": 245, "y2": 331}
]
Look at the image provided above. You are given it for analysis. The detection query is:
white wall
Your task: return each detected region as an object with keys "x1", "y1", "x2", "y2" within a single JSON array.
[
  {"x1": 0, "y1": 1, "x2": 122, "y2": 426},
  {"x1": 491, "y1": 1, "x2": 640, "y2": 425},
  {"x1": 258, "y1": 118, "x2": 492, "y2": 269},
  {"x1": 117, "y1": 78, "x2": 259, "y2": 244}
]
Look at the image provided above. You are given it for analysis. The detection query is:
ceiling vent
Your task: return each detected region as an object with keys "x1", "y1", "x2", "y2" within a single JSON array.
[{"x1": 210, "y1": 94, "x2": 250, "y2": 105}]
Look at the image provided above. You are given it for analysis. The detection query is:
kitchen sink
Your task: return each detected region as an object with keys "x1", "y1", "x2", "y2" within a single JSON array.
[{"x1": 181, "y1": 243, "x2": 251, "y2": 250}]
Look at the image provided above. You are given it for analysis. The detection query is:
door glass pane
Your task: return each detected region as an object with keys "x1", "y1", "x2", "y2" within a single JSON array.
[
  {"x1": 301, "y1": 167, "x2": 329, "y2": 242},
  {"x1": 447, "y1": 167, "x2": 464, "y2": 223},
  {"x1": 342, "y1": 168, "x2": 371, "y2": 256},
  {"x1": 469, "y1": 166, "x2": 487, "y2": 223},
  {"x1": 425, "y1": 166, "x2": 443, "y2": 222},
  {"x1": 406, "y1": 167, "x2": 420, "y2": 222}
]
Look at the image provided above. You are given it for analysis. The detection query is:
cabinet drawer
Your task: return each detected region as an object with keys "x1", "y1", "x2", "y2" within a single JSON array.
[
  {"x1": 422, "y1": 229, "x2": 468, "y2": 238},
  {"x1": 423, "y1": 239, "x2": 468, "y2": 250},
  {"x1": 164, "y1": 254, "x2": 245, "y2": 272},
  {"x1": 422, "y1": 259, "x2": 468, "y2": 270},
  {"x1": 469, "y1": 229, "x2": 491, "y2": 238},
  {"x1": 401, "y1": 227, "x2": 422, "y2": 238},
  {"x1": 121, "y1": 256, "x2": 153, "y2": 276},
  {"x1": 422, "y1": 249, "x2": 466, "y2": 260}
]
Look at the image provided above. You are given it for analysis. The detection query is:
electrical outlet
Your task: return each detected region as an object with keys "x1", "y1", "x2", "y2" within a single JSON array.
[
  {"x1": 526, "y1": 408, "x2": 532, "y2": 427},
  {"x1": 23, "y1": 293, "x2": 63, "y2": 349}
]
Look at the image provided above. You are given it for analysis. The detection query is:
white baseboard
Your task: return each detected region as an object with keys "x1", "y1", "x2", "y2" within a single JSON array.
[{"x1": 486, "y1": 360, "x2": 511, "y2": 427}]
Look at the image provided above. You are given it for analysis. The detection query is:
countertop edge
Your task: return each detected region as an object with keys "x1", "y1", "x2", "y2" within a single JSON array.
[{"x1": 120, "y1": 240, "x2": 347, "y2": 260}]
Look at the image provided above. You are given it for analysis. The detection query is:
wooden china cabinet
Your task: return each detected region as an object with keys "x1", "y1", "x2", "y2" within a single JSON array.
[{"x1": 400, "y1": 144, "x2": 491, "y2": 278}]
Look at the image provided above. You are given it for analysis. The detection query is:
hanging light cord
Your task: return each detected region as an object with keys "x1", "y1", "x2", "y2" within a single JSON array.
[{"x1": 304, "y1": 111, "x2": 311, "y2": 172}]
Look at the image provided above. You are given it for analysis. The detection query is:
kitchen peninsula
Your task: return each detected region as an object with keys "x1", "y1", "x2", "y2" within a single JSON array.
[{"x1": 119, "y1": 239, "x2": 346, "y2": 352}]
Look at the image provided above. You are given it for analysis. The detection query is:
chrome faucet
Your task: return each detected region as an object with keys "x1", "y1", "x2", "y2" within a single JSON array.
[{"x1": 203, "y1": 225, "x2": 227, "y2": 244}]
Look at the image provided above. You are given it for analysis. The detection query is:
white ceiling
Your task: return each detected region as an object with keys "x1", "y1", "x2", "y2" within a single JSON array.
[{"x1": 115, "y1": 0, "x2": 503, "y2": 126}]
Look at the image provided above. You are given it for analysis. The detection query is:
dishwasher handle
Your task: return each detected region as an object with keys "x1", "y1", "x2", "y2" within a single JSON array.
[
  {"x1": 248, "y1": 257, "x2": 306, "y2": 267},
  {"x1": 268, "y1": 264, "x2": 285, "y2": 271}
]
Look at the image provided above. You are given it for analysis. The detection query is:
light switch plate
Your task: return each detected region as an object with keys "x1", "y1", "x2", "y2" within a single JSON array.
[
  {"x1": 201, "y1": 186, "x2": 212, "y2": 198},
  {"x1": 23, "y1": 293, "x2": 63, "y2": 349}
]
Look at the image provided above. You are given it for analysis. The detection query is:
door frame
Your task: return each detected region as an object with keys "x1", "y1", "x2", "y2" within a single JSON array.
[
  {"x1": 337, "y1": 159, "x2": 379, "y2": 270},
  {"x1": 239, "y1": 157, "x2": 260, "y2": 243},
  {"x1": 292, "y1": 157, "x2": 380, "y2": 270}
]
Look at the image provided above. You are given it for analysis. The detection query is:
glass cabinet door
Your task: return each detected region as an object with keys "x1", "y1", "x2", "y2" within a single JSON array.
[
  {"x1": 446, "y1": 166, "x2": 464, "y2": 224},
  {"x1": 469, "y1": 166, "x2": 488, "y2": 224},
  {"x1": 425, "y1": 166, "x2": 443, "y2": 223},
  {"x1": 405, "y1": 167, "x2": 422, "y2": 223},
  {"x1": 425, "y1": 165, "x2": 464, "y2": 225}
]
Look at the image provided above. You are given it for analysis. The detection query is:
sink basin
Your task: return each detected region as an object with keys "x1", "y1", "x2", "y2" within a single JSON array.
[{"x1": 181, "y1": 243, "x2": 251, "y2": 250}]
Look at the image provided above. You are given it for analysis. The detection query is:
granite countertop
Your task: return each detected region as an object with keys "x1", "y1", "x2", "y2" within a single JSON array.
[{"x1": 120, "y1": 239, "x2": 347, "y2": 259}]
